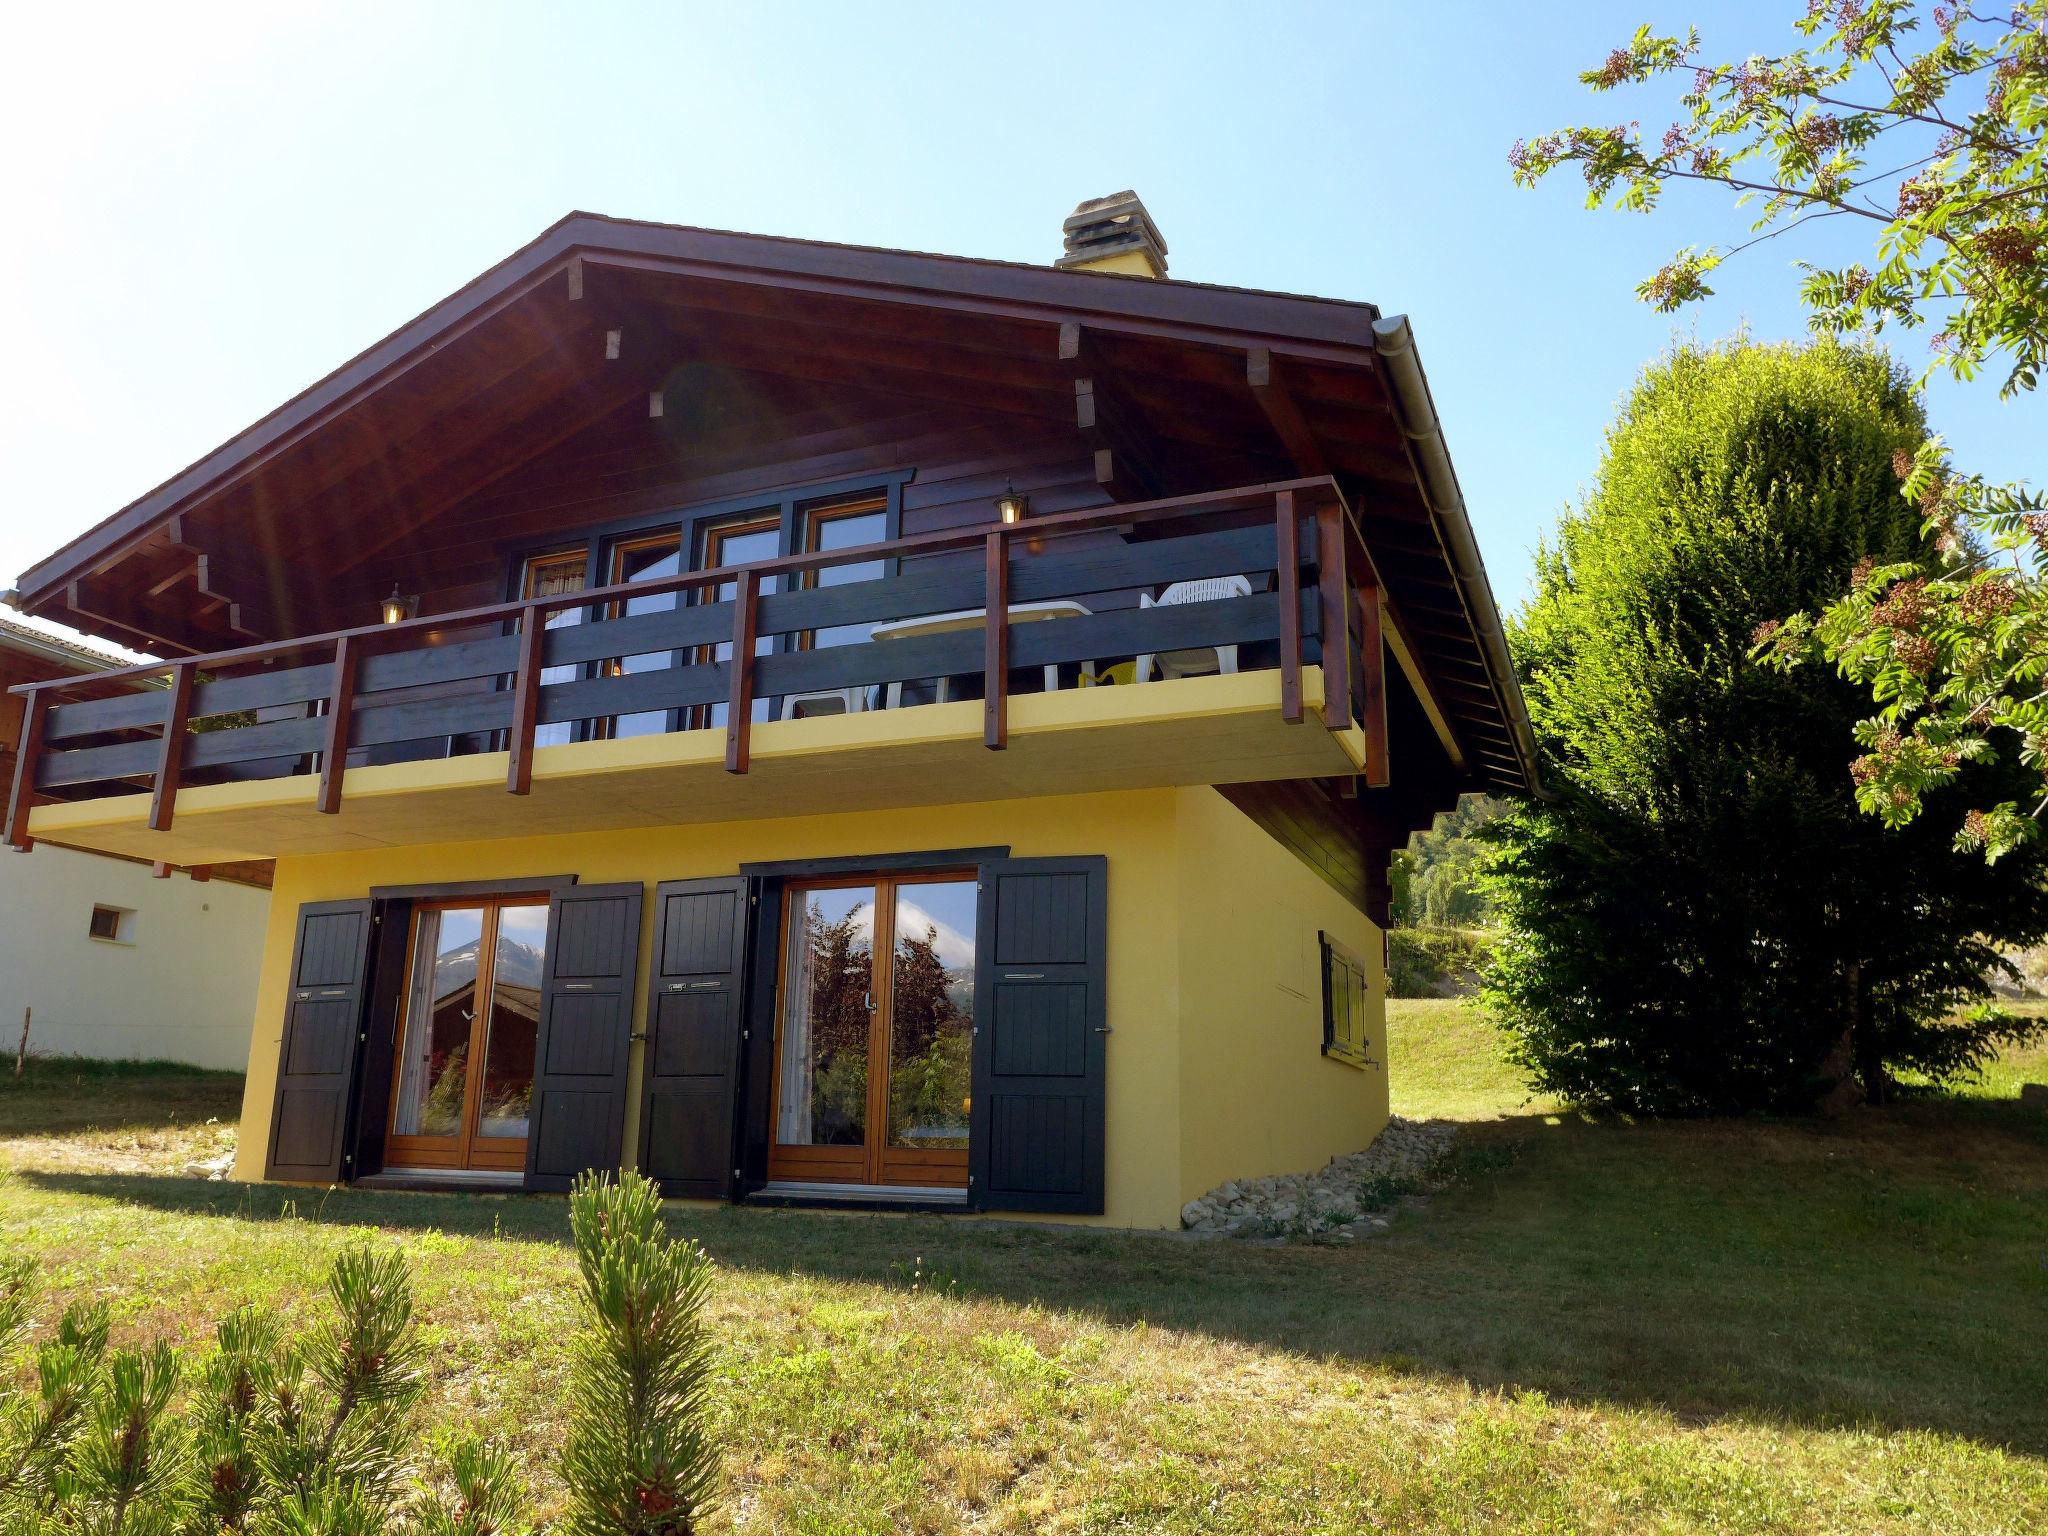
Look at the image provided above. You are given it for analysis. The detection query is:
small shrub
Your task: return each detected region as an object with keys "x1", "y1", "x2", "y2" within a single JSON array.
[{"x1": 0, "y1": 1169, "x2": 717, "y2": 1532}]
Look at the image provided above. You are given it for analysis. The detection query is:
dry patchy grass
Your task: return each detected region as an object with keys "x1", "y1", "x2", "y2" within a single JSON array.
[{"x1": 1, "y1": 1033, "x2": 2045, "y2": 1532}]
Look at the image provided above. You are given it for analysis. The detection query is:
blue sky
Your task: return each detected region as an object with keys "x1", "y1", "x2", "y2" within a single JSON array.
[{"x1": 2, "y1": 0, "x2": 2038, "y2": 629}]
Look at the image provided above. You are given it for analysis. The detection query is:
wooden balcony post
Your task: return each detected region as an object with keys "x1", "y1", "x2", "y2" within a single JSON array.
[
  {"x1": 506, "y1": 604, "x2": 544, "y2": 796},
  {"x1": 724, "y1": 568, "x2": 758, "y2": 774},
  {"x1": 984, "y1": 529, "x2": 1009, "y2": 750},
  {"x1": 5, "y1": 688, "x2": 49, "y2": 851},
  {"x1": 316, "y1": 635, "x2": 360, "y2": 815},
  {"x1": 148, "y1": 662, "x2": 197, "y2": 833},
  {"x1": 1315, "y1": 502, "x2": 1350, "y2": 731},
  {"x1": 1275, "y1": 490, "x2": 1303, "y2": 723},
  {"x1": 1357, "y1": 577, "x2": 1390, "y2": 788}
]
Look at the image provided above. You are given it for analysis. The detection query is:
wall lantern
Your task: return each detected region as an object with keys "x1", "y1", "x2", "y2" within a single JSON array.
[
  {"x1": 379, "y1": 585, "x2": 419, "y2": 626},
  {"x1": 995, "y1": 485, "x2": 1030, "y2": 525}
]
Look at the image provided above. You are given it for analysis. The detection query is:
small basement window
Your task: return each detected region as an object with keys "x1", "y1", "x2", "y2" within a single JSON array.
[
  {"x1": 88, "y1": 905, "x2": 133, "y2": 943},
  {"x1": 1319, "y1": 932, "x2": 1377, "y2": 1070}
]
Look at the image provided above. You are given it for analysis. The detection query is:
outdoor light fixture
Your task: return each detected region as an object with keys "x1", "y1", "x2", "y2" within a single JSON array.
[
  {"x1": 379, "y1": 586, "x2": 418, "y2": 625},
  {"x1": 995, "y1": 485, "x2": 1029, "y2": 525}
]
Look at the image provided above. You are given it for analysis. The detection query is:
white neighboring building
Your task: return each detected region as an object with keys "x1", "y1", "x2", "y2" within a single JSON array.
[{"x1": 0, "y1": 613, "x2": 270, "y2": 1070}]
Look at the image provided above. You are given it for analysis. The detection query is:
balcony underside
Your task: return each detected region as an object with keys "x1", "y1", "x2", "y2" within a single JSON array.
[{"x1": 29, "y1": 668, "x2": 1360, "y2": 864}]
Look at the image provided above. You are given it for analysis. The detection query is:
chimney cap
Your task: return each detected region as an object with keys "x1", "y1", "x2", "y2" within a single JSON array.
[{"x1": 1057, "y1": 190, "x2": 1168, "y2": 278}]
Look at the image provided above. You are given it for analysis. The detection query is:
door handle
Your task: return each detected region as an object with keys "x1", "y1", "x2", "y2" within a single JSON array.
[{"x1": 865, "y1": 990, "x2": 875, "y2": 1013}]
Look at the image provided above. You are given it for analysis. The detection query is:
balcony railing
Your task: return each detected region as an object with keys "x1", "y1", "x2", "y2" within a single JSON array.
[{"x1": 6, "y1": 476, "x2": 1392, "y2": 852}]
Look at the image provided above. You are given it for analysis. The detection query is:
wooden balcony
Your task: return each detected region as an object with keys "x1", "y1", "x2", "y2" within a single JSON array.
[{"x1": 7, "y1": 478, "x2": 1397, "y2": 866}]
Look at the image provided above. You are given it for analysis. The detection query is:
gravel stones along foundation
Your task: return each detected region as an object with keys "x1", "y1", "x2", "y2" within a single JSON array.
[{"x1": 1178, "y1": 1116, "x2": 1458, "y2": 1242}]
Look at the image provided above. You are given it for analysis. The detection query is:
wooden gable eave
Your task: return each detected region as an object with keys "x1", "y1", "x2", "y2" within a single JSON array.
[{"x1": 14, "y1": 212, "x2": 1389, "y2": 609}]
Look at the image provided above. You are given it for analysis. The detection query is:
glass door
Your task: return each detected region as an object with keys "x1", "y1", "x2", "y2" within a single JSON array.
[
  {"x1": 768, "y1": 873, "x2": 976, "y2": 1188},
  {"x1": 386, "y1": 897, "x2": 551, "y2": 1172}
]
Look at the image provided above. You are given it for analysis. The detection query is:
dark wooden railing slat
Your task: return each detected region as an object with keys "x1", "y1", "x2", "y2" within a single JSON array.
[
  {"x1": 506, "y1": 605, "x2": 544, "y2": 796},
  {"x1": 1275, "y1": 491, "x2": 1303, "y2": 724},
  {"x1": 316, "y1": 636, "x2": 360, "y2": 815},
  {"x1": 45, "y1": 688, "x2": 169, "y2": 742},
  {"x1": 725, "y1": 569, "x2": 758, "y2": 774},
  {"x1": 148, "y1": 663, "x2": 197, "y2": 832},
  {"x1": 984, "y1": 530, "x2": 1008, "y2": 750}
]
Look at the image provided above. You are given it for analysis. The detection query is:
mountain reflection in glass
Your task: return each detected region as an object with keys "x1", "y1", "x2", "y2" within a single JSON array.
[
  {"x1": 887, "y1": 880, "x2": 975, "y2": 1150},
  {"x1": 476, "y1": 903, "x2": 547, "y2": 1138},
  {"x1": 392, "y1": 906, "x2": 487, "y2": 1138},
  {"x1": 775, "y1": 886, "x2": 875, "y2": 1146}
]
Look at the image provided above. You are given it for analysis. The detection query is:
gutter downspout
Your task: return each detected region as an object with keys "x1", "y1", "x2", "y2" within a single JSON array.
[{"x1": 1370, "y1": 315, "x2": 1547, "y2": 798}]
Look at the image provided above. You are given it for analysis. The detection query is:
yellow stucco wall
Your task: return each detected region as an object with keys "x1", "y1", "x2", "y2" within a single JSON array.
[
  {"x1": 1172, "y1": 788, "x2": 1389, "y2": 1209},
  {"x1": 232, "y1": 789, "x2": 1187, "y2": 1226},
  {"x1": 230, "y1": 784, "x2": 1383, "y2": 1227}
]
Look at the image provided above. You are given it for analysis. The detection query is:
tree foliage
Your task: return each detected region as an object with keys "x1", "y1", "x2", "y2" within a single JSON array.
[
  {"x1": 1510, "y1": 1, "x2": 2048, "y2": 395},
  {"x1": 0, "y1": 1170, "x2": 717, "y2": 1533},
  {"x1": 1512, "y1": 2, "x2": 2048, "y2": 860},
  {"x1": 1390, "y1": 795, "x2": 1509, "y2": 929},
  {"x1": 1484, "y1": 339, "x2": 2048, "y2": 1113}
]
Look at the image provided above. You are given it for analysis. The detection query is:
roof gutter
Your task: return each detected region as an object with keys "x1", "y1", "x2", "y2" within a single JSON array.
[{"x1": 1370, "y1": 315, "x2": 1546, "y2": 797}]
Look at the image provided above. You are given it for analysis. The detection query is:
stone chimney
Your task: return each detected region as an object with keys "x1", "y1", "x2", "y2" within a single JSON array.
[{"x1": 1057, "y1": 191, "x2": 1168, "y2": 279}]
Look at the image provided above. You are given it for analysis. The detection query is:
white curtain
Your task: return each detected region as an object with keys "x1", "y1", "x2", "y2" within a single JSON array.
[
  {"x1": 775, "y1": 900, "x2": 817, "y2": 1145},
  {"x1": 391, "y1": 910, "x2": 442, "y2": 1136}
]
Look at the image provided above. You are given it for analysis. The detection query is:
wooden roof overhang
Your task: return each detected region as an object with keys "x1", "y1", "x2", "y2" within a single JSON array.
[{"x1": 8, "y1": 212, "x2": 1533, "y2": 791}]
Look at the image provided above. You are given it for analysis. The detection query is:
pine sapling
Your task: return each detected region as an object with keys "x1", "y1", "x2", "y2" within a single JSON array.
[
  {"x1": 558, "y1": 1170, "x2": 718, "y2": 1535},
  {"x1": 185, "y1": 1305, "x2": 281, "y2": 1531},
  {"x1": 67, "y1": 1340, "x2": 182, "y2": 1533}
]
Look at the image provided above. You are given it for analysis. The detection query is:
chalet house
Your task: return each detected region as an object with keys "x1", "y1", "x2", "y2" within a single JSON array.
[
  {"x1": 3, "y1": 195, "x2": 1534, "y2": 1225},
  {"x1": 0, "y1": 614, "x2": 269, "y2": 1070}
]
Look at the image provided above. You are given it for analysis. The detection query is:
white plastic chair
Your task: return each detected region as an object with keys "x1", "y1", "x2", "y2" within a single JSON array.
[
  {"x1": 1135, "y1": 575, "x2": 1254, "y2": 681},
  {"x1": 783, "y1": 687, "x2": 867, "y2": 719}
]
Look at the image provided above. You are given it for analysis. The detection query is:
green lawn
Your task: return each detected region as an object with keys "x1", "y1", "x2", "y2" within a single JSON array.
[{"x1": 2, "y1": 1025, "x2": 2045, "y2": 1532}]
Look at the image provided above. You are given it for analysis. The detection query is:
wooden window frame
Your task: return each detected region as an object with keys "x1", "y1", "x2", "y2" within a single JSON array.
[
  {"x1": 601, "y1": 529, "x2": 691, "y2": 737},
  {"x1": 1319, "y1": 931, "x2": 1377, "y2": 1071},
  {"x1": 384, "y1": 892, "x2": 553, "y2": 1173},
  {"x1": 766, "y1": 868, "x2": 977, "y2": 1190}
]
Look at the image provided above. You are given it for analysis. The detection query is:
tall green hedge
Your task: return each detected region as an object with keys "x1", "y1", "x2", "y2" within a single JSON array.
[{"x1": 1485, "y1": 340, "x2": 2048, "y2": 1114}]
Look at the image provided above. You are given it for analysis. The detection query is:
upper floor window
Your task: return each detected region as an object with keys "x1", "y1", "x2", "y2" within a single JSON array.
[
  {"x1": 520, "y1": 550, "x2": 588, "y2": 749},
  {"x1": 798, "y1": 495, "x2": 890, "y2": 650}
]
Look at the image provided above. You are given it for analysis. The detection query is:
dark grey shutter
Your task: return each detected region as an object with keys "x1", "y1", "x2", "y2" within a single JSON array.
[
  {"x1": 639, "y1": 878, "x2": 750, "y2": 1198},
  {"x1": 970, "y1": 857, "x2": 1107, "y2": 1214},
  {"x1": 265, "y1": 899, "x2": 375, "y2": 1182},
  {"x1": 525, "y1": 883, "x2": 644, "y2": 1193}
]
